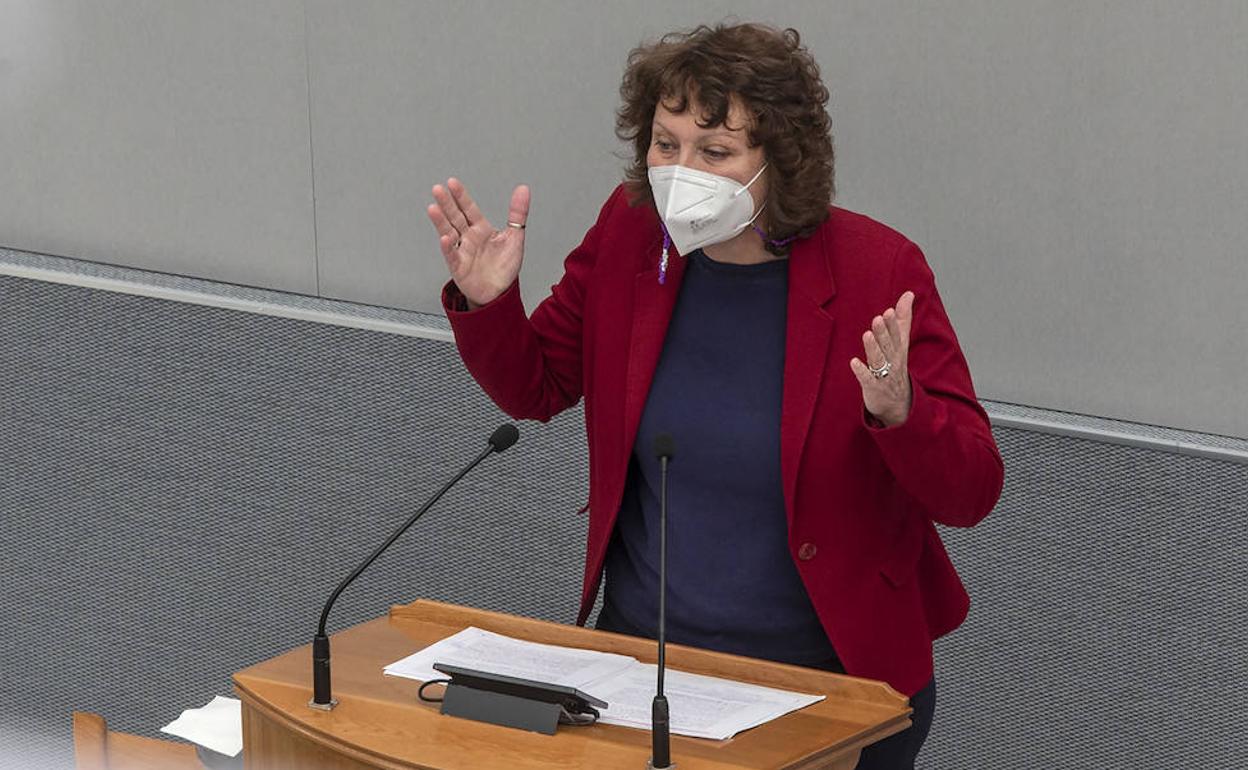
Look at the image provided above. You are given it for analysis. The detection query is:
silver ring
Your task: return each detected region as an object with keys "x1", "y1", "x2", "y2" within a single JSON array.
[
  {"x1": 868, "y1": 359, "x2": 892, "y2": 379},
  {"x1": 506, "y1": 221, "x2": 526, "y2": 230}
]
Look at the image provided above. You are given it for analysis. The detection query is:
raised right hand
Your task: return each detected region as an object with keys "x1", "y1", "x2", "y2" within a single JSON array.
[{"x1": 427, "y1": 178, "x2": 529, "y2": 308}]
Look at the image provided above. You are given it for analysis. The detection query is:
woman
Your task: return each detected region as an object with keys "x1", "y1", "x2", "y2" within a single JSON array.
[{"x1": 427, "y1": 23, "x2": 1003, "y2": 769}]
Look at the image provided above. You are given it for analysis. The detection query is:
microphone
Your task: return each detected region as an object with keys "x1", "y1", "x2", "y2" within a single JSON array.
[
  {"x1": 309, "y1": 423, "x2": 520, "y2": 709},
  {"x1": 649, "y1": 433, "x2": 675, "y2": 769}
]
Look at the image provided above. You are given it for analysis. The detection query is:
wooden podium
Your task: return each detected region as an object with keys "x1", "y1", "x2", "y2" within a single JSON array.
[{"x1": 233, "y1": 600, "x2": 910, "y2": 769}]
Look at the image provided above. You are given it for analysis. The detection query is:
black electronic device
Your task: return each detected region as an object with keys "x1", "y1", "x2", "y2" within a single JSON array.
[{"x1": 423, "y1": 662, "x2": 608, "y2": 736}]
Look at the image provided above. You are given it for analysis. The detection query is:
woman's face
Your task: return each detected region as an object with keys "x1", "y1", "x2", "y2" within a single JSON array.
[{"x1": 647, "y1": 96, "x2": 768, "y2": 213}]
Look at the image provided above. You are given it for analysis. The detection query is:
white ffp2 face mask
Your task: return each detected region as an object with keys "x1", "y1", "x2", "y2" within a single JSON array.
[{"x1": 648, "y1": 163, "x2": 768, "y2": 255}]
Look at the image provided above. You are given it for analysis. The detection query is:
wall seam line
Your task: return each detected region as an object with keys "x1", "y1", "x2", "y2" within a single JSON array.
[
  {"x1": 302, "y1": 1, "x2": 322, "y2": 297},
  {"x1": 2, "y1": 257, "x2": 1244, "y2": 462},
  {"x1": 0, "y1": 262, "x2": 454, "y2": 342},
  {"x1": 987, "y1": 413, "x2": 1248, "y2": 465}
]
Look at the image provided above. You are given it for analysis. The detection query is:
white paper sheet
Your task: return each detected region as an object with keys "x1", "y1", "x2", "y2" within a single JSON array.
[
  {"x1": 159, "y1": 695, "x2": 242, "y2": 757},
  {"x1": 384, "y1": 628, "x2": 823, "y2": 741},
  {"x1": 592, "y1": 662, "x2": 824, "y2": 740},
  {"x1": 383, "y1": 626, "x2": 636, "y2": 690}
]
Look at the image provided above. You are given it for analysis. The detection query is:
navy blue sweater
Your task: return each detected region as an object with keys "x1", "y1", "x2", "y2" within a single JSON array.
[{"x1": 602, "y1": 249, "x2": 837, "y2": 667}]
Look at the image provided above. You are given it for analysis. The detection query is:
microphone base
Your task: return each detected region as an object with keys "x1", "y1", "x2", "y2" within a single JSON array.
[
  {"x1": 647, "y1": 762, "x2": 676, "y2": 769},
  {"x1": 306, "y1": 698, "x2": 338, "y2": 711}
]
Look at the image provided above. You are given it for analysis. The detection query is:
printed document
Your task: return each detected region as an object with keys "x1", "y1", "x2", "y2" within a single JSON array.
[{"x1": 385, "y1": 627, "x2": 823, "y2": 740}]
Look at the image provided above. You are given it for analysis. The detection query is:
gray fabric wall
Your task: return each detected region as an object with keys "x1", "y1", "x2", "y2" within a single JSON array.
[{"x1": 2, "y1": 271, "x2": 1245, "y2": 768}]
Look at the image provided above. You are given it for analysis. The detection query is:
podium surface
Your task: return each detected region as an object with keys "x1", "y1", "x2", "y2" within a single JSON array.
[{"x1": 233, "y1": 600, "x2": 910, "y2": 769}]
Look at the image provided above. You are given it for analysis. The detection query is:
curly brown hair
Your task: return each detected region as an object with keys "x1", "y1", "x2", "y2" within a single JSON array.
[{"x1": 616, "y1": 23, "x2": 835, "y2": 255}]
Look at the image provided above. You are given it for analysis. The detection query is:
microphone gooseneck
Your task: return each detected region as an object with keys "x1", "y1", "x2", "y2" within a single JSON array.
[
  {"x1": 649, "y1": 433, "x2": 675, "y2": 769},
  {"x1": 310, "y1": 423, "x2": 519, "y2": 709}
]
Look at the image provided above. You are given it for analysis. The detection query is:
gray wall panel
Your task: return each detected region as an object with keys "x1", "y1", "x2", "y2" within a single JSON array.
[
  {"x1": 814, "y1": 1, "x2": 1248, "y2": 440},
  {"x1": 935, "y1": 428, "x2": 1247, "y2": 768},
  {"x1": 306, "y1": 0, "x2": 666, "y2": 312},
  {"x1": 0, "y1": 0, "x2": 317, "y2": 293},
  {"x1": 308, "y1": 1, "x2": 1247, "y2": 437}
]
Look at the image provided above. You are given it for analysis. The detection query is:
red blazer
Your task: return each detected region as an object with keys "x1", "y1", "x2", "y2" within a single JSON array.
[{"x1": 444, "y1": 185, "x2": 1004, "y2": 696}]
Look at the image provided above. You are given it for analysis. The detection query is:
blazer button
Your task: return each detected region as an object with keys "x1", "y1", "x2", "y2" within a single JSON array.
[{"x1": 797, "y1": 542, "x2": 817, "y2": 561}]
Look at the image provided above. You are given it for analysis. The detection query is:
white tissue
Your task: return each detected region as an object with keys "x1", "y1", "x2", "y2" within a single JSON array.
[{"x1": 159, "y1": 695, "x2": 243, "y2": 757}]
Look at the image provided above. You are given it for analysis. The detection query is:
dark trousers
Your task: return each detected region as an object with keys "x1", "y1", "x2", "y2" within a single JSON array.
[
  {"x1": 595, "y1": 604, "x2": 936, "y2": 770},
  {"x1": 844, "y1": 670, "x2": 936, "y2": 769}
]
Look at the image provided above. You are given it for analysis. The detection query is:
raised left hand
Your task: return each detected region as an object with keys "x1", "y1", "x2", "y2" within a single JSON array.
[{"x1": 850, "y1": 291, "x2": 915, "y2": 427}]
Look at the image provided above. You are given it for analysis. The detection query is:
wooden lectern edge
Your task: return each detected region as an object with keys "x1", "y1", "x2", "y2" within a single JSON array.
[
  {"x1": 231, "y1": 600, "x2": 912, "y2": 769},
  {"x1": 387, "y1": 599, "x2": 912, "y2": 715},
  {"x1": 798, "y1": 716, "x2": 913, "y2": 770},
  {"x1": 234, "y1": 678, "x2": 418, "y2": 770}
]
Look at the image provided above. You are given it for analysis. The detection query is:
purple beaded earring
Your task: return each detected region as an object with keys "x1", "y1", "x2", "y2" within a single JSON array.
[{"x1": 658, "y1": 227, "x2": 673, "y2": 285}]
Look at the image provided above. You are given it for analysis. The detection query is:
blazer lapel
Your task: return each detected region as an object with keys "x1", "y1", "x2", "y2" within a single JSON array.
[
  {"x1": 622, "y1": 245, "x2": 688, "y2": 459},
  {"x1": 781, "y1": 228, "x2": 837, "y2": 523}
]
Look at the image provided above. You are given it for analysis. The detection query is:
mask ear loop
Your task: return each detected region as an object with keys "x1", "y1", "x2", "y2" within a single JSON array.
[
  {"x1": 731, "y1": 163, "x2": 769, "y2": 199},
  {"x1": 739, "y1": 166, "x2": 797, "y2": 249},
  {"x1": 731, "y1": 163, "x2": 769, "y2": 237}
]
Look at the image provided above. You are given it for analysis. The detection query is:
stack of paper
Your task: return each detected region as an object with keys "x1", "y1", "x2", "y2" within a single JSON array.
[
  {"x1": 385, "y1": 627, "x2": 823, "y2": 741},
  {"x1": 383, "y1": 627, "x2": 637, "y2": 689},
  {"x1": 588, "y1": 663, "x2": 823, "y2": 740}
]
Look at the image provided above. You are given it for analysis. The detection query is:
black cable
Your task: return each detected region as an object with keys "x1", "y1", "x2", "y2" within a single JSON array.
[
  {"x1": 417, "y1": 678, "x2": 451, "y2": 703},
  {"x1": 559, "y1": 705, "x2": 600, "y2": 726}
]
